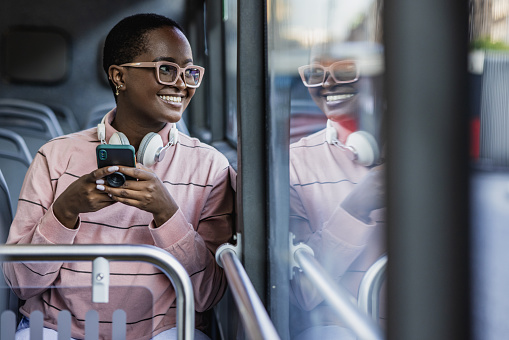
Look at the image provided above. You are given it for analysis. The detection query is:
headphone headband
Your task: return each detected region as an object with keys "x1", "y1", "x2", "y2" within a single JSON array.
[
  {"x1": 97, "y1": 113, "x2": 179, "y2": 166},
  {"x1": 97, "y1": 114, "x2": 108, "y2": 144}
]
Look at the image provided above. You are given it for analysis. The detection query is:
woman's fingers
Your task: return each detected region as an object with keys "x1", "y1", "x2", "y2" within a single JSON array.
[
  {"x1": 116, "y1": 165, "x2": 155, "y2": 181},
  {"x1": 103, "y1": 186, "x2": 156, "y2": 211},
  {"x1": 102, "y1": 184, "x2": 155, "y2": 201},
  {"x1": 90, "y1": 165, "x2": 120, "y2": 181},
  {"x1": 97, "y1": 164, "x2": 177, "y2": 223}
]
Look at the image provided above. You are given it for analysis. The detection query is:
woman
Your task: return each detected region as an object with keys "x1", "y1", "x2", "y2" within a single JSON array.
[{"x1": 4, "y1": 13, "x2": 234, "y2": 339}]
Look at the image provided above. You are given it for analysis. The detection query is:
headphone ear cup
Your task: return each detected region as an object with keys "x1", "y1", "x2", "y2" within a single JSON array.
[
  {"x1": 109, "y1": 132, "x2": 130, "y2": 145},
  {"x1": 137, "y1": 132, "x2": 163, "y2": 167},
  {"x1": 346, "y1": 131, "x2": 380, "y2": 167}
]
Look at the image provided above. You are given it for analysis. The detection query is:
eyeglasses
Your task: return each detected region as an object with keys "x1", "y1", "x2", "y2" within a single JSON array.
[
  {"x1": 298, "y1": 60, "x2": 359, "y2": 87},
  {"x1": 120, "y1": 61, "x2": 205, "y2": 88}
]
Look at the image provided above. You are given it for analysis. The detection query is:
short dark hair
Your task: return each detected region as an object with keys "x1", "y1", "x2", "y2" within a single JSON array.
[{"x1": 102, "y1": 13, "x2": 185, "y2": 93}]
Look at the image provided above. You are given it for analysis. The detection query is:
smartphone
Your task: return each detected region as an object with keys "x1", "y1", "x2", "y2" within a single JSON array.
[{"x1": 96, "y1": 144, "x2": 136, "y2": 187}]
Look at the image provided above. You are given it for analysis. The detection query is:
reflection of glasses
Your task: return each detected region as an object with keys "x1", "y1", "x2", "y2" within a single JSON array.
[
  {"x1": 298, "y1": 60, "x2": 359, "y2": 87},
  {"x1": 120, "y1": 61, "x2": 205, "y2": 88}
]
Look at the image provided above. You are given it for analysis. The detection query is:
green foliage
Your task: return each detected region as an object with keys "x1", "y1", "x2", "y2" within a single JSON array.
[{"x1": 470, "y1": 37, "x2": 509, "y2": 51}]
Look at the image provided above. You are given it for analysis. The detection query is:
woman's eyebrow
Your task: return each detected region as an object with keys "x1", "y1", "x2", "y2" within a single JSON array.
[{"x1": 153, "y1": 56, "x2": 194, "y2": 64}]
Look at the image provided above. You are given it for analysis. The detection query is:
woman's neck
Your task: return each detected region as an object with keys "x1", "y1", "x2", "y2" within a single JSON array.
[
  {"x1": 111, "y1": 110, "x2": 166, "y2": 151},
  {"x1": 330, "y1": 118, "x2": 358, "y2": 144}
]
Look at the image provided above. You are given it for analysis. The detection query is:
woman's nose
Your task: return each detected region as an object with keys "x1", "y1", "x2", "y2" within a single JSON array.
[
  {"x1": 322, "y1": 71, "x2": 335, "y2": 87},
  {"x1": 175, "y1": 71, "x2": 187, "y2": 89}
]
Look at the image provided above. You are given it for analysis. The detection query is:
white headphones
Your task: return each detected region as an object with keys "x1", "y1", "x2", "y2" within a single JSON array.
[
  {"x1": 326, "y1": 119, "x2": 380, "y2": 167},
  {"x1": 97, "y1": 115, "x2": 179, "y2": 167}
]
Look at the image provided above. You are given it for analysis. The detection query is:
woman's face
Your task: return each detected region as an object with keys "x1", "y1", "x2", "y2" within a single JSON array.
[
  {"x1": 121, "y1": 27, "x2": 197, "y2": 126},
  {"x1": 308, "y1": 58, "x2": 360, "y2": 123}
]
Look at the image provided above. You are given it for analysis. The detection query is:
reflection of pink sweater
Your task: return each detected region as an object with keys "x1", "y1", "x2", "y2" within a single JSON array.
[
  {"x1": 3, "y1": 110, "x2": 234, "y2": 339},
  {"x1": 289, "y1": 129, "x2": 385, "y2": 336}
]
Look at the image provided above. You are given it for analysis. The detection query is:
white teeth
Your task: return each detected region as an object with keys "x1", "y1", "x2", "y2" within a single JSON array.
[
  {"x1": 159, "y1": 95, "x2": 182, "y2": 103},
  {"x1": 327, "y1": 94, "x2": 354, "y2": 102}
]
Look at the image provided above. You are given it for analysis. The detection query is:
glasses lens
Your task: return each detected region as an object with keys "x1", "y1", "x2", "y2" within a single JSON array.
[
  {"x1": 331, "y1": 61, "x2": 357, "y2": 82},
  {"x1": 302, "y1": 65, "x2": 325, "y2": 86},
  {"x1": 158, "y1": 63, "x2": 179, "y2": 83},
  {"x1": 184, "y1": 68, "x2": 202, "y2": 86}
]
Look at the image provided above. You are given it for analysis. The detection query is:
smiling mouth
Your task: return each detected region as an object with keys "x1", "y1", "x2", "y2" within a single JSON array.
[
  {"x1": 326, "y1": 94, "x2": 355, "y2": 102},
  {"x1": 158, "y1": 95, "x2": 182, "y2": 104}
]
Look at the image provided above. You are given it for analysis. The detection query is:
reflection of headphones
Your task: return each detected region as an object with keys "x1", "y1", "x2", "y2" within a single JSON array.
[
  {"x1": 326, "y1": 120, "x2": 379, "y2": 167},
  {"x1": 97, "y1": 115, "x2": 179, "y2": 167}
]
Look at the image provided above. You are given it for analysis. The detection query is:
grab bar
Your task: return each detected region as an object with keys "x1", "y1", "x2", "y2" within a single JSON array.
[
  {"x1": 0, "y1": 244, "x2": 195, "y2": 340},
  {"x1": 216, "y1": 238, "x2": 281, "y2": 340},
  {"x1": 358, "y1": 254, "x2": 387, "y2": 322},
  {"x1": 293, "y1": 247, "x2": 384, "y2": 340}
]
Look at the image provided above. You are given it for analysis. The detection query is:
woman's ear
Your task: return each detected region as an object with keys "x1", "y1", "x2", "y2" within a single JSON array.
[{"x1": 108, "y1": 65, "x2": 125, "y2": 89}]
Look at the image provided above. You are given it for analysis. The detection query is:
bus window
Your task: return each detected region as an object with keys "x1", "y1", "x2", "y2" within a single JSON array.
[
  {"x1": 470, "y1": 2, "x2": 509, "y2": 339},
  {"x1": 267, "y1": 0, "x2": 386, "y2": 338},
  {"x1": 224, "y1": 0, "x2": 238, "y2": 146}
]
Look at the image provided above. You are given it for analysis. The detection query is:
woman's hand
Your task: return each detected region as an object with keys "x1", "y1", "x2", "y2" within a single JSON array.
[
  {"x1": 53, "y1": 166, "x2": 120, "y2": 229},
  {"x1": 340, "y1": 164, "x2": 385, "y2": 223},
  {"x1": 98, "y1": 163, "x2": 179, "y2": 227}
]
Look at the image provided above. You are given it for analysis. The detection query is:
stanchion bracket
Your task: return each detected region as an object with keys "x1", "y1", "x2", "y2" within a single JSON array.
[
  {"x1": 289, "y1": 232, "x2": 314, "y2": 280},
  {"x1": 216, "y1": 233, "x2": 242, "y2": 268}
]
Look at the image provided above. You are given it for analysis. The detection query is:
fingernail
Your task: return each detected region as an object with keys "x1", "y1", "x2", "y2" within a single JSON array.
[
  {"x1": 108, "y1": 166, "x2": 119, "y2": 172},
  {"x1": 96, "y1": 179, "x2": 105, "y2": 185},
  {"x1": 96, "y1": 185, "x2": 105, "y2": 191}
]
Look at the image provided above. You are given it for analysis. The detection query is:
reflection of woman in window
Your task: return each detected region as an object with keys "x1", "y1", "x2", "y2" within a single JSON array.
[
  {"x1": 289, "y1": 42, "x2": 386, "y2": 339},
  {"x1": 5, "y1": 13, "x2": 234, "y2": 340}
]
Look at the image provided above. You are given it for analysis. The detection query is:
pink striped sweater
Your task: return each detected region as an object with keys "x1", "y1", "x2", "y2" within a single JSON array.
[{"x1": 3, "y1": 110, "x2": 234, "y2": 339}]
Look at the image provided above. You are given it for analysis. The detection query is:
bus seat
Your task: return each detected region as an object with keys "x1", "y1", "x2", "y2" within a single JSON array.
[
  {"x1": 0, "y1": 108, "x2": 59, "y2": 156},
  {"x1": 0, "y1": 169, "x2": 19, "y2": 320},
  {"x1": 45, "y1": 103, "x2": 80, "y2": 134},
  {"x1": 0, "y1": 98, "x2": 64, "y2": 136},
  {"x1": 82, "y1": 102, "x2": 115, "y2": 130},
  {"x1": 358, "y1": 254, "x2": 387, "y2": 324},
  {"x1": 0, "y1": 301, "x2": 131, "y2": 338},
  {"x1": 0, "y1": 129, "x2": 32, "y2": 213},
  {"x1": 0, "y1": 169, "x2": 13, "y2": 243},
  {"x1": 0, "y1": 129, "x2": 32, "y2": 166},
  {"x1": 0, "y1": 282, "x2": 154, "y2": 338}
]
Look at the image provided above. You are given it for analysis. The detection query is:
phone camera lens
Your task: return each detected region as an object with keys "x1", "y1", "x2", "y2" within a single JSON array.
[
  {"x1": 99, "y1": 150, "x2": 107, "y2": 161},
  {"x1": 106, "y1": 172, "x2": 125, "y2": 187}
]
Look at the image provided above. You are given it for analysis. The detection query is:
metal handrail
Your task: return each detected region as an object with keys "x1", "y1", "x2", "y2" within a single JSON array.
[
  {"x1": 216, "y1": 244, "x2": 280, "y2": 340},
  {"x1": 293, "y1": 248, "x2": 384, "y2": 340},
  {"x1": 358, "y1": 254, "x2": 387, "y2": 322},
  {"x1": 0, "y1": 244, "x2": 195, "y2": 340}
]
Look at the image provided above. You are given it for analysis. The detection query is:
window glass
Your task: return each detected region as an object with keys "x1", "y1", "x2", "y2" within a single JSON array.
[
  {"x1": 470, "y1": 2, "x2": 509, "y2": 339},
  {"x1": 224, "y1": 0, "x2": 238, "y2": 145},
  {"x1": 267, "y1": 0, "x2": 386, "y2": 338}
]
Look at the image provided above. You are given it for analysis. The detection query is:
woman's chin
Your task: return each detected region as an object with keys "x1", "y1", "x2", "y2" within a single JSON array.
[{"x1": 325, "y1": 111, "x2": 357, "y2": 122}]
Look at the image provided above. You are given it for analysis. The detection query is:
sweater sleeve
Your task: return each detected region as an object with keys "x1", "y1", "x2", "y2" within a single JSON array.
[
  {"x1": 3, "y1": 152, "x2": 80, "y2": 300},
  {"x1": 149, "y1": 166, "x2": 234, "y2": 312},
  {"x1": 289, "y1": 184, "x2": 377, "y2": 311}
]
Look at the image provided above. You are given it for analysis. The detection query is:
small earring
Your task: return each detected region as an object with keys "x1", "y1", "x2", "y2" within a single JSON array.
[{"x1": 115, "y1": 84, "x2": 123, "y2": 96}]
